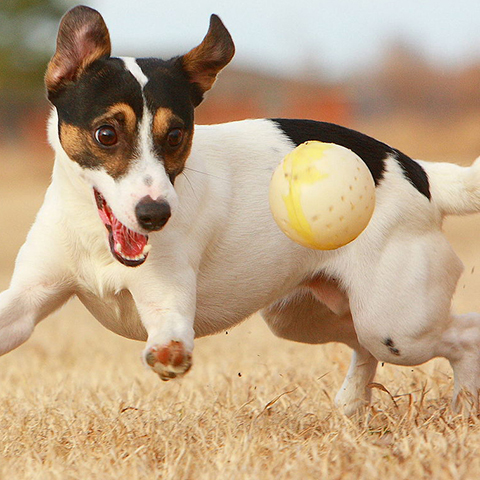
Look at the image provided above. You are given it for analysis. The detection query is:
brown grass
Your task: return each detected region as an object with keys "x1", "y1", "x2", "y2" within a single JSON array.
[{"x1": 1, "y1": 146, "x2": 480, "y2": 479}]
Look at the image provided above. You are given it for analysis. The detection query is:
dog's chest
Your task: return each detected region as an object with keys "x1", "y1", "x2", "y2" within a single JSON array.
[
  {"x1": 77, "y1": 287, "x2": 147, "y2": 340},
  {"x1": 71, "y1": 254, "x2": 147, "y2": 340}
]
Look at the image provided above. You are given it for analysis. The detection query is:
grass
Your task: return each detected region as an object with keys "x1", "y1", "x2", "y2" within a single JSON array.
[
  {"x1": 1, "y1": 308, "x2": 480, "y2": 479},
  {"x1": 1, "y1": 147, "x2": 480, "y2": 479}
]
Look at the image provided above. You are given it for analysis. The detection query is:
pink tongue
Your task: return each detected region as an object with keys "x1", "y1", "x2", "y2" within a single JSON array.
[{"x1": 111, "y1": 216, "x2": 148, "y2": 257}]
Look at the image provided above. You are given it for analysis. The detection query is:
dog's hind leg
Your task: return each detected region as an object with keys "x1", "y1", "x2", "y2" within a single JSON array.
[
  {"x1": 262, "y1": 287, "x2": 378, "y2": 415},
  {"x1": 437, "y1": 313, "x2": 480, "y2": 411},
  {"x1": 347, "y1": 226, "x2": 480, "y2": 412},
  {"x1": 334, "y1": 347, "x2": 378, "y2": 416}
]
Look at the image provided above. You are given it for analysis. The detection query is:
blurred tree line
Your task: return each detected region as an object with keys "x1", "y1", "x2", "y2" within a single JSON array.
[
  {"x1": 0, "y1": 1, "x2": 479, "y2": 158},
  {"x1": 0, "y1": 0, "x2": 74, "y2": 97}
]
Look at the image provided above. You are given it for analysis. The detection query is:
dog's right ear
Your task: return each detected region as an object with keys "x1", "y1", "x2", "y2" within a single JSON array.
[{"x1": 45, "y1": 6, "x2": 111, "y2": 100}]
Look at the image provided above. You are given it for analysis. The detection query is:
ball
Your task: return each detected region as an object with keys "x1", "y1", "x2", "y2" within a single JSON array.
[{"x1": 269, "y1": 141, "x2": 376, "y2": 250}]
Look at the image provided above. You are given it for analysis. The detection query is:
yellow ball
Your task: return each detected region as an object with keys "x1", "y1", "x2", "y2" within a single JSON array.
[{"x1": 269, "y1": 141, "x2": 376, "y2": 250}]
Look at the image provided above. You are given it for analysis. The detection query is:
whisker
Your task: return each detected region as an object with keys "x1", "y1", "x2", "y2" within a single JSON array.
[
  {"x1": 183, "y1": 166, "x2": 226, "y2": 181},
  {"x1": 180, "y1": 172, "x2": 199, "y2": 202}
]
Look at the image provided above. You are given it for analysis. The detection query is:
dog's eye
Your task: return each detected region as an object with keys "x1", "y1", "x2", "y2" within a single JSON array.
[
  {"x1": 95, "y1": 125, "x2": 118, "y2": 146},
  {"x1": 167, "y1": 128, "x2": 184, "y2": 148}
]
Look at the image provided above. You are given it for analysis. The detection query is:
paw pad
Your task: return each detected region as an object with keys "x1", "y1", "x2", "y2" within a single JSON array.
[{"x1": 144, "y1": 341, "x2": 192, "y2": 381}]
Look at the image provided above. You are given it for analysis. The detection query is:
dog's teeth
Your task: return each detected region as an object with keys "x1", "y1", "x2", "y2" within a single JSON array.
[
  {"x1": 124, "y1": 254, "x2": 144, "y2": 261},
  {"x1": 115, "y1": 242, "x2": 123, "y2": 253},
  {"x1": 143, "y1": 244, "x2": 152, "y2": 255},
  {"x1": 119, "y1": 251, "x2": 148, "y2": 263}
]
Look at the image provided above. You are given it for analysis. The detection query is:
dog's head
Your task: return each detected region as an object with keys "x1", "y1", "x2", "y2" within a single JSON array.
[{"x1": 45, "y1": 6, "x2": 234, "y2": 266}]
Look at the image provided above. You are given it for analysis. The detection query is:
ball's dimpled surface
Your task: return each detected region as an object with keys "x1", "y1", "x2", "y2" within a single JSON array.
[{"x1": 269, "y1": 141, "x2": 376, "y2": 250}]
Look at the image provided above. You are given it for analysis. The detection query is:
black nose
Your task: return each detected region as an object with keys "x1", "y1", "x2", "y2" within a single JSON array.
[{"x1": 135, "y1": 196, "x2": 171, "y2": 231}]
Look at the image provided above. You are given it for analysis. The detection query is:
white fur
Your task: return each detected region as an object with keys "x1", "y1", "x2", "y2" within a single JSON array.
[
  {"x1": 120, "y1": 57, "x2": 149, "y2": 86},
  {"x1": 3, "y1": 108, "x2": 480, "y2": 414}
]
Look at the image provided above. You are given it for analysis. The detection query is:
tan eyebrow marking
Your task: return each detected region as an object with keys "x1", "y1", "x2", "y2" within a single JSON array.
[
  {"x1": 97, "y1": 102, "x2": 137, "y2": 134},
  {"x1": 153, "y1": 107, "x2": 184, "y2": 138}
]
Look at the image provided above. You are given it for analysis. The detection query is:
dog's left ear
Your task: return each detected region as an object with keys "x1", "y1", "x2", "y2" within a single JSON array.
[
  {"x1": 45, "y1": 6, "x2": 111, "y2": 100},
  {"x1": 179, "y1": 14, "x2": 235, "y2": 106}
]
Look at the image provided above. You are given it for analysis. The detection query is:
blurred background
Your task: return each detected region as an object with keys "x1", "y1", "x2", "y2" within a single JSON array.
[
  {"x1": 1, "y1": 0, "x2": 480, "y2": 164},
  {"x1": 2, "y1": 0, "x2": 480, "y2": 298}
]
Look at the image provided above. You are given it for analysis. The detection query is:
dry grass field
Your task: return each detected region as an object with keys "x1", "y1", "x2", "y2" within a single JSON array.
[{"x1": 1, "y1": 142, "x2": 480, "y2": 480}]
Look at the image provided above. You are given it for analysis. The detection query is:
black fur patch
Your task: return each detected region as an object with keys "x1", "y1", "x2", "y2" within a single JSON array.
[
  {"x1": 271, "y1": 118, "x2": 431, "y2": 199},
  {"x1": 136, "y1": 57, "x2": 195, "y2": 128},
  {"x1": 384, "y1": 338, "x2": 401, "y2": 356},
  {"x1": 394, "y1": 150, "x2": 431, "y2": 199},
  {"x1": 50, "y1": 57, "x2": 144, "y2": 129}
]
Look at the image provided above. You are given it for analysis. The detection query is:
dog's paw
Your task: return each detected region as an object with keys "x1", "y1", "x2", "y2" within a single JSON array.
[{"x1": 144, "y1": 341, "x2": 192, "y2": 381}]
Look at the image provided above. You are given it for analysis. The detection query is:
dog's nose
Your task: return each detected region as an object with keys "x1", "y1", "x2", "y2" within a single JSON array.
[{"x1": 135, "y1": 196, "x2": 171, "y2": 231}]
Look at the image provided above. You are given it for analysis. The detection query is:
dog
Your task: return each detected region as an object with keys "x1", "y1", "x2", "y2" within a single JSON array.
[{"x1": 1, "y1": 5, "x2": 480, "y2": 415}]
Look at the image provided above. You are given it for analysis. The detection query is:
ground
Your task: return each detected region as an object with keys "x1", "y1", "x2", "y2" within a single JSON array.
[{"x1": 1, "y1": 145, "x2": 480, "y2": 479}]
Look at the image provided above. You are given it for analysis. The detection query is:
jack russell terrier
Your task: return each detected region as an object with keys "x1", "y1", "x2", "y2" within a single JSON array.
[{"x1": 1, "y1": 5, "x2": 480, "y2": 415}]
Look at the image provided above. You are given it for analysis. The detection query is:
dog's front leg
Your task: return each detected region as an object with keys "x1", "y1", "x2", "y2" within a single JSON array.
[
  {"x1": 0, "y1": 218, "x2": 74, "y2": 356},
  {"x1": 127, "y1": 261, "x2": 197, "y2": 381}
]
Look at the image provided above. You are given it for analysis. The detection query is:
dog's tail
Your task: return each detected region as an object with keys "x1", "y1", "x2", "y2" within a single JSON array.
[{"x1": 421, "y1": 156, "x2": 480, "y2": 216}]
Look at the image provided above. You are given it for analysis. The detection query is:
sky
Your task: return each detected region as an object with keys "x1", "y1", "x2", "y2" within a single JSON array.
[{"x1": 85, "y1": 0, "x2": 480, "y2": 80}]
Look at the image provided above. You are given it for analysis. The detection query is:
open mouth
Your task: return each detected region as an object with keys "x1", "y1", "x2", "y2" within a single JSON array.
[{"x1": 94, "y1": 189, "x2": 151, "y2": 267}]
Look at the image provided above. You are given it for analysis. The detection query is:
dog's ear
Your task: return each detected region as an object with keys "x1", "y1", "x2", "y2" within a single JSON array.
[
  {"x1": 179, "y1": 14, "x2": 235, "y2": 106},
  {"x1": 45, "y1": 6, "x2": 111, "y2": 99}
]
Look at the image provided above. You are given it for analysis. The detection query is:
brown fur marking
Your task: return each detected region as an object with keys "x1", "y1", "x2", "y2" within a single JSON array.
[
  {"x1": 152, "y1": 108, "x2": 179, "y2": 138},
  {"x1": 60, "y1": 103, "x2": 139, "y2": 178},
  {"x1": 60, "y1": 103, "x2": 192, "y2": 180},
  {"x1": 181, "y1": 15, "x2": 235, "y2": 94},
  {"x1": 100, "y1": 103, "x2": 137, "y2": 136},
  {"x1": 152, "y1": 107, "x2": 193, "y2": 178}
]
